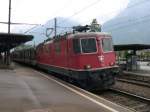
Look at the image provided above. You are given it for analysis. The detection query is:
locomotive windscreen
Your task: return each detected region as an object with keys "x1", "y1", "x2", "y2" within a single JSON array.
[
  {"x1": 81, "y1": 38, "x2": 97, "y2": 53},
  {"x1": 102, "y1": 38, "x2": 113, "y2": 52},
  {"x1": 73, "y1": 38, "x2": 97, "y2": 54}
]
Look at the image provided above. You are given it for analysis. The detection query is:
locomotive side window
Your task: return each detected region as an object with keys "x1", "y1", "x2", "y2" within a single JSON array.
[
  {"x1": 102, "y1": 38, "x2": 113, "y2": 52},
  {"x1": 54, "y1": 41, "x2": 61, "y2": 54},
  {"x1": 73, "y1": 39, "x2": 81, "y2": 53},
  {"x1": 81, "y1": 38, "x2": 97, "y2": 53}
]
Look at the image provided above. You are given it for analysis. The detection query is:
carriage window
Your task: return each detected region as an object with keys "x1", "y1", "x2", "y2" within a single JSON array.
[
  {"x1": 102, "y1": 38, "x2": 113, "y2": 52},
  {"x1": 73, "y1": 39, "x2": 81, "y2": 53},
  {"x1": 81, "y1": 38, "x2": 97, "y2": 53}
]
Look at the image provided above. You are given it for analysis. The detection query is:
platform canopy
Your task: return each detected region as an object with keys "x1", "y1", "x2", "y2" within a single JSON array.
[
  {"x1": 0, "y1": 33, "x2": 33, "y2": 52},
  {"x1": 114, "y1": 44, "x2": 150, "y2": 51}
]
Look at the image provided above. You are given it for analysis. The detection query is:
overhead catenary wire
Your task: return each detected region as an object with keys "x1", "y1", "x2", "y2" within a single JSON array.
[
  {"x1": 57, "y1": 26, "x2": 72, "y2": 28},
  {"x1": 82, "y1": 0, "x2": 150, "y2": 25},
  {"x1": 14, "y1": 0, "x2": 150, "y2": 35},
  {"x1": 57, "y1": 0, "x2": 103, "y2": 25},
  {"x1": 57, "y1": 0, "x2": 150, "y2": 33},
  {"x1": 55, "y1": 0, "x2": 150, "y2": 35},
  {"x1": 0, "y1": 21, "x2": 40, "y2": 26},
  {"x1": 50, "y1": 0, "x2": 74, "y2": 18},
  {"x1": 24, "y1": 24, "x2": 41, "y2": 33}
]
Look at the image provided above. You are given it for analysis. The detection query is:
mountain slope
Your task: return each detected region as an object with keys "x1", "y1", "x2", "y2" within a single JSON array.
[{"x1": 102, "y1": 0, "x2": 150, "y2": 45}]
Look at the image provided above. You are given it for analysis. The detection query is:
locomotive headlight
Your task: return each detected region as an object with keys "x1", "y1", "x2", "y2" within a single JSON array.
[
  {"x1": 84, "y1": 65, "x2": 92, "y2": 69},
  {"x1": 109, "y1": 62, "x2": 115, "y2": 66},
  {"x1": 98, "y1": 55, "x2": 104, "y2": 62}
]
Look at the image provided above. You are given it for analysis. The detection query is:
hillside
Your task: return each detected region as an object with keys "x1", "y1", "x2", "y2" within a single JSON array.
[{"x1": 102, "y1": 0, "x2": 150, "y2": 45}]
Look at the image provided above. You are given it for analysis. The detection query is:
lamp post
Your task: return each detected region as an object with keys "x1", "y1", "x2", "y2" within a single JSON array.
[
  {"x1": 8, "y1": 0, "x2": 11, "y2": 34},
  {"x1": 6, "y1": 0, "x2": 11, "y2": 65}
]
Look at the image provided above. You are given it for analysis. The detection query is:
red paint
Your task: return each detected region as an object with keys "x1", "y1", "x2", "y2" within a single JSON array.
[{"x1": 36, "y1": 32, "x2": 116, "y2": 71}]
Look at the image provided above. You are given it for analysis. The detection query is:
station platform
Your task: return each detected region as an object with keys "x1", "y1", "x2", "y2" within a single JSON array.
[
  {"x1": 123, "y1": 64, "x2": 150, "y2": 77},
  {"x1": 0, "y1": 61, "x2": 14, "y2": 69},
  {"x1": 0, "y1": 64, "x2": 133, "y2": 112}
]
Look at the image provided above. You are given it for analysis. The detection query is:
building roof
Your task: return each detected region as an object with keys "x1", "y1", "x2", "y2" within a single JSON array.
[{"x1": 0, "y1": 33, "x2": 33, "y2": 52}]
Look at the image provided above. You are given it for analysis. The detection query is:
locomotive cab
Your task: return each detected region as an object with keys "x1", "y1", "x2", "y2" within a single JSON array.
[
  {"x1": 71, "y1": 33, "x2": 116, "y2": 70},
  {"x1": 68, "y1": 32, "x2": 118, "y2": 90}
]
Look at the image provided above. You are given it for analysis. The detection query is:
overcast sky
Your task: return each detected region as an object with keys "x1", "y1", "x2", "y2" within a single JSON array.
[{"x1": 0, "y1": 0, "x2": 129, "y2": 33}]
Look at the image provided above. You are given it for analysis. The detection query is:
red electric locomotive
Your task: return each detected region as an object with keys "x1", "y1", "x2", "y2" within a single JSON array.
[
  {"x1": 12, "y1": 22, "x2": 118, "y2": 90},
  {"x1": 36, "y1": 25, "x2": 118, "y2": 90}
]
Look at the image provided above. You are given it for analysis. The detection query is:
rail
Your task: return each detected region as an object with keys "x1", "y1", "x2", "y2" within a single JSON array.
[
  {"x1": 99, "y1": 88, "x2": 150, "y2": 112},
  {"x1": 116, "y1": 78, "x2": 150, "y2": 88}
]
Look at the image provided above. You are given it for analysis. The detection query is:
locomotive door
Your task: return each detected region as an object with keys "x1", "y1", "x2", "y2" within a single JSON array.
[
  {"x1": 66, "y1": 39, "x2": 71, "y2": 70},
  {"x1": 66, "y1": 39, "x2": 74, "y2": 71},
  {"x1": 63, "y1": 39, "x2": 68, "y2": 69},
  {"x1": 97, "y1": 37, "x2": 103, "y2": 63}
]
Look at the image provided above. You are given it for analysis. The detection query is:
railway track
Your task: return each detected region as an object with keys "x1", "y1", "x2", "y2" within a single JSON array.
[
  {"x1": 119, "y1": 72, "x2": 150, "y2": 84},
  {"x1": 116, "y1": 78, "x2": 150, "y2": 88},
  {"x1": 96, "y1": 88, "x2": 150, "y2": 112}
]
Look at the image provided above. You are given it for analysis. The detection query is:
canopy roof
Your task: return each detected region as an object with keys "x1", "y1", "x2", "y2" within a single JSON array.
[
  {"x1": 114, "y1": 44, "x2": 150, "y2": 51},
  {"x1": 0, "y1": 33, "x2": 33, "y2": 52}
]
